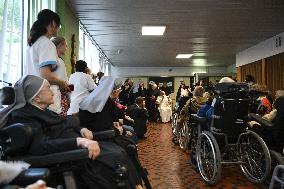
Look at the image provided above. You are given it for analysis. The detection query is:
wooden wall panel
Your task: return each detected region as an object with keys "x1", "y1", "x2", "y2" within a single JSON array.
[
  {"x1": 239, "y1": 52, "x2": 284, "y2": 97},
  {"x1": 266, "y1": 52, "x2": 284, "y2": 95},
  {"x1": 240, "y1": 60, "x2": 262, "y2": 84}
]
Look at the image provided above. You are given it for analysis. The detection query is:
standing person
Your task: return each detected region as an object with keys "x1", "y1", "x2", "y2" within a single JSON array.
[
  {"x1": 127, "y1": 80, "x2": 136, "y2": 106},
  {"x1": 176, "y1": 81, "x2": 189, "y2": 101},
  {"x1": 96, "y1": 71, "x2": 104, "y2": 85},
  {"x1": 119, "y1": 83, "x2": 131, "y2": 106},
  {"x1": 136, "y1": 81, "x2": 147, "y2": 98},
  {"x1": 160, "y1": 82, "x2": 171, "y2": 96},
  {"x1": 147, "y1": 84, "x2": 160, "y2": 122},
  {"x1": 156, "y1": 91, "x2": 172, "y2": 123},
  {"x1": 67, "y1": 60, "x2": 97, "y2": 116},
  {"x1": 50, "y1": 36, "x2": 70, "y2": 116},
  {"x1": 25, "y1": 9, "x2": 69, "y2": 114}
]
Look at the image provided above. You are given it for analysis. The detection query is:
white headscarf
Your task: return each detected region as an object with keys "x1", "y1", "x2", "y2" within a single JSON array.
[
  {"x1": 0, "y1": 75, "x2": 47, "y2": 128},
  {"x1": 79, "y1": 76, "x2": 122, "y2": 113}
]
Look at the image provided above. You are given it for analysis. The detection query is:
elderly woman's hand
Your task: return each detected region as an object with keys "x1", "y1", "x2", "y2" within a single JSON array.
[
  {"x1": 25, "y1": 180, "x2": 53, "y2": 189},
  {"x1": 80, "y1": 128, "x2": 93, "y2": 140},
  {"x1": 76, "y1": 138, "x2": 100, "y2": 160}
]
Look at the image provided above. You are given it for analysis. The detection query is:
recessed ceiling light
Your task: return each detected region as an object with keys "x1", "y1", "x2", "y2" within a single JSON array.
[
  {"x1": 142, "y1": 26, "x2": 166, "y2": 36},
  {"x1": 193, "y1": 59, "x2": 207, "y2": 66},
  {"x1": 176, "y1": 54, "x2": 193, "y2": 59}
]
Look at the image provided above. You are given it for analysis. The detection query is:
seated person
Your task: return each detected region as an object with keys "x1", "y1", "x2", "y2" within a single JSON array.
[
  {"x1": 0, "y1": 160, "x2": 50, "y2": 189},
  {"x1": 79, "y1": 76, "x2": 128, "y2": 134},
  {"x1": 156, "y1": 91, "x2": 172, "y2": 123},
  {"x1": 249, "y1": 84, "x2": 272, "y2": 116},
  {"x1": 196, "y1": 97, "x2": 213, "y2": 131},
  {"x1": 249, "y1": 90, "x2": 284, "y2": 126},
  {"x1": 67, "y1": 60, "x2": 97, "y2": 115},
  {"x1": 125, "y1": 97, "x2": 148, "y2": 139},
  {"x1": 197, "y1": 96, "x2": 213, "y2": 117},
  {"x1": 3, "y1": 180, "x2": 51, "y2": 189},
  {"x1": 0, "y1": 75, "x2": 142, "y2": 189},
  {"x1": 180, "y1": 86, "x2": 207, "y2": 121},
  {"x1": 110, "y1": 86, "x2": 137, "y2": 143},
  {"x1": 249, "y1": 96, "x2": 284, "y2": 153}
]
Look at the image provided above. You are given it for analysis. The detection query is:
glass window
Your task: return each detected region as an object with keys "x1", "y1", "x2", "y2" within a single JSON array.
[
  {"x1": 79, "y1": 23, "x2": 106, "y2": 76},
  {"x1": 0, "y1": 0, "x2": 23, "y2": 87},
  {"x1": 0, "y1": 0, "x2": 56, "y2": 87}
]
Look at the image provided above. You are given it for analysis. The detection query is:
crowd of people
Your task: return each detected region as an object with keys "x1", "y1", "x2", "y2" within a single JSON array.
[
  {"x1": 172, "y1": 75, "x2": 284, "y2": 149},
  {"x1": 0, "y1": 9, "x2": 147, "y2": 189},
  {"x1": 0, "y1": 8, "x2": 284, "y2": 189}
]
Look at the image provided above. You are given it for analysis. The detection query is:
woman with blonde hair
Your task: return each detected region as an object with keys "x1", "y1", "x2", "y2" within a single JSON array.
[{"x1": 50, "y1": 36, "x2": 70, "y2": 116}]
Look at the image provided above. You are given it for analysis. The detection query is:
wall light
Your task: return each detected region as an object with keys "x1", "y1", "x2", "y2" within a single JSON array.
[{"x1": 192, "y1": 59, "x2": 207, "y2": 66}]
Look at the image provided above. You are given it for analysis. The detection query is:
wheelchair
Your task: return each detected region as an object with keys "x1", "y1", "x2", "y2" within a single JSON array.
[
  {"x1": 192, "y1": 82, "x2": 271, "y2": 185},
  {"x1": 171, "y1": 96, "x2": 190, "y2": 146},
  {"x1": 249, "y1": 113, "x2": 284, "y2": 187}
]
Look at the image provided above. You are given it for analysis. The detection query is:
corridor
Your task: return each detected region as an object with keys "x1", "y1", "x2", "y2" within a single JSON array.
[{"x1": 138, "y1": 122, "x2": 265, "y2": 189}]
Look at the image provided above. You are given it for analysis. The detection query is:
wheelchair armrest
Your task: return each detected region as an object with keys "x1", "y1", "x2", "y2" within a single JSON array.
[
  {"x1": 93, "y1": 130, "x2": 115, "y2": 140},
  {"x1": 0, "y1": 123, "x2": 33, "y2": 156},
  {"x1": 191, "y1": 114, "x2": 208, "y2": 124},
  {"x1": 249, "y1": 113, "x2": 273, "y2": 127},
  {"x1": 8, "y1": 148, "x2": 89, "y2": 167},
  {"x1": 10, "y1": 168, "x2": 50, "y2": 187}
]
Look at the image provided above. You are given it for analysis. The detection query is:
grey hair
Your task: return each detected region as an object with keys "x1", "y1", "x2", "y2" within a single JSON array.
[
  {"x1": 219, "y1": 77, "x2": 235, "y2": 83},
  {"x1": 114, "y1": 78, "x2": 123, "y2": 90},
  {"x1": 51, "y1": 36, "x2": 66, "y2": 47}
]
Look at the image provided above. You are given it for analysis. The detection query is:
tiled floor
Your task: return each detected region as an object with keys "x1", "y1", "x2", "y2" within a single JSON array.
[{"x1": 137, "y1": 122, "x2": 266, "y2": 189}]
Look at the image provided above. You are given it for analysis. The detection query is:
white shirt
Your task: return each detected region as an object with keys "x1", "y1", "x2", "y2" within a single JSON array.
[
  {"x1": 48, "y1": 57, "x2": 68, "y2": 114},
  {"x1": 67, "y1": 72, "x2": 97, "y2": 115},
  {"x1": 180, "y1": 88, "x2": 189, "y2": 97},
  {"x1": 54, "y1": 57, "x2": 68, "y2": 82},
  {"x1": 25, "y1": 36, "x2": 58, "y2": 76}
]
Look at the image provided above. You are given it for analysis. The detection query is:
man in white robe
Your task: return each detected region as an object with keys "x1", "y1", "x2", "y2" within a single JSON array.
[{"x1": 156, "y1": 91, "x2": 172, "y2": 123}]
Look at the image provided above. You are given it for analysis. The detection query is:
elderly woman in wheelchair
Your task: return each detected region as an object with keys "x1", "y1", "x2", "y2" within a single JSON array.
[
  {"x1": 0, "y1": 75, "x2": 144, "y2": 189},
  {"x1": 173, "y1": 86, "x2": 208, "y2": 150},
  {"x1": 249, "y1": 94, "x2": 284, "y2": 185},
  {"x1": 188, "y1": 80, "x2": 272, "y2": 186}
]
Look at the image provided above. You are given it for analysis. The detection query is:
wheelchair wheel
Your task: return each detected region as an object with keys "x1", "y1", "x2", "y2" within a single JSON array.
[
  {"x1": 189, "y1": 125, "x2": 199, "y2": 171},
  {"x1": 265, "y1": 150, "x2": 284, "y2": 186},
  {"x1": 179, "y1": 120, "x2": 189, "y2": 151},
  {"x1": 196, "y1": 131, "x2": 222, "y2": 185},
  {"x1": 239, "y1": 131, "x2": 271, "y2": 183},
  {"x1": 172, "y1": 112, "x2": 178, "y2": 131}
]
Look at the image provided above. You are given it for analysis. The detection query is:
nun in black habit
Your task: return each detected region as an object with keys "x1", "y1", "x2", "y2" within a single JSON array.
[{"x1": 0, "y1": 75, "x2": 142, "y2": 189}]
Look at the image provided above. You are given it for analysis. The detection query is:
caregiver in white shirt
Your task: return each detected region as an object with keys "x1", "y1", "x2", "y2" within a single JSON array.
[
  {"x1": 68, "y1": 60, "x2": 97, "y2": 115},
  {"x1": 25, "y1": 9, "x2": 69, "y2": 114}
]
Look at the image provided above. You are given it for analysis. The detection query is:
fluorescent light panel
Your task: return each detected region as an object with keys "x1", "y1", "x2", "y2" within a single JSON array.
[
  {"x1": 176, "y1": 54, "x2": 193, "y2": 59},
  {"x1": 142, "y1": 26, "x2": 166, "y2": 36}
]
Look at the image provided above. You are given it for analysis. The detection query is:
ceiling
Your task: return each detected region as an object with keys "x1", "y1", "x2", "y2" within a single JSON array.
[{"x1": 67, "y1": 0, "x2": 284, "y2": 67}]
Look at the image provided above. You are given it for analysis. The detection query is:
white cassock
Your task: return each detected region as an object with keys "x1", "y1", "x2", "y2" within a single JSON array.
[{"x1": 156, "y1": 95, "x2": 172, "y2": 123}]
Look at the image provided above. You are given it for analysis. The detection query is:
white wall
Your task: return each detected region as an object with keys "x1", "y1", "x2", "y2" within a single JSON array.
[
  {"x1": 236, "y1": 32, "x2": 284, "y2": 67},
  {"x1": 111, "y1": 66, "x2": 228, "y2": 77},
  {"x1": 227, "y1": 64, "x2": 236, "y2": 73}
]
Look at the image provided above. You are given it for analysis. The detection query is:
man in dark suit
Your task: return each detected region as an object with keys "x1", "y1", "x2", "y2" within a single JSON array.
[{"x1": 125, "y1": 97, "x2": 148, "y2": 139}]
